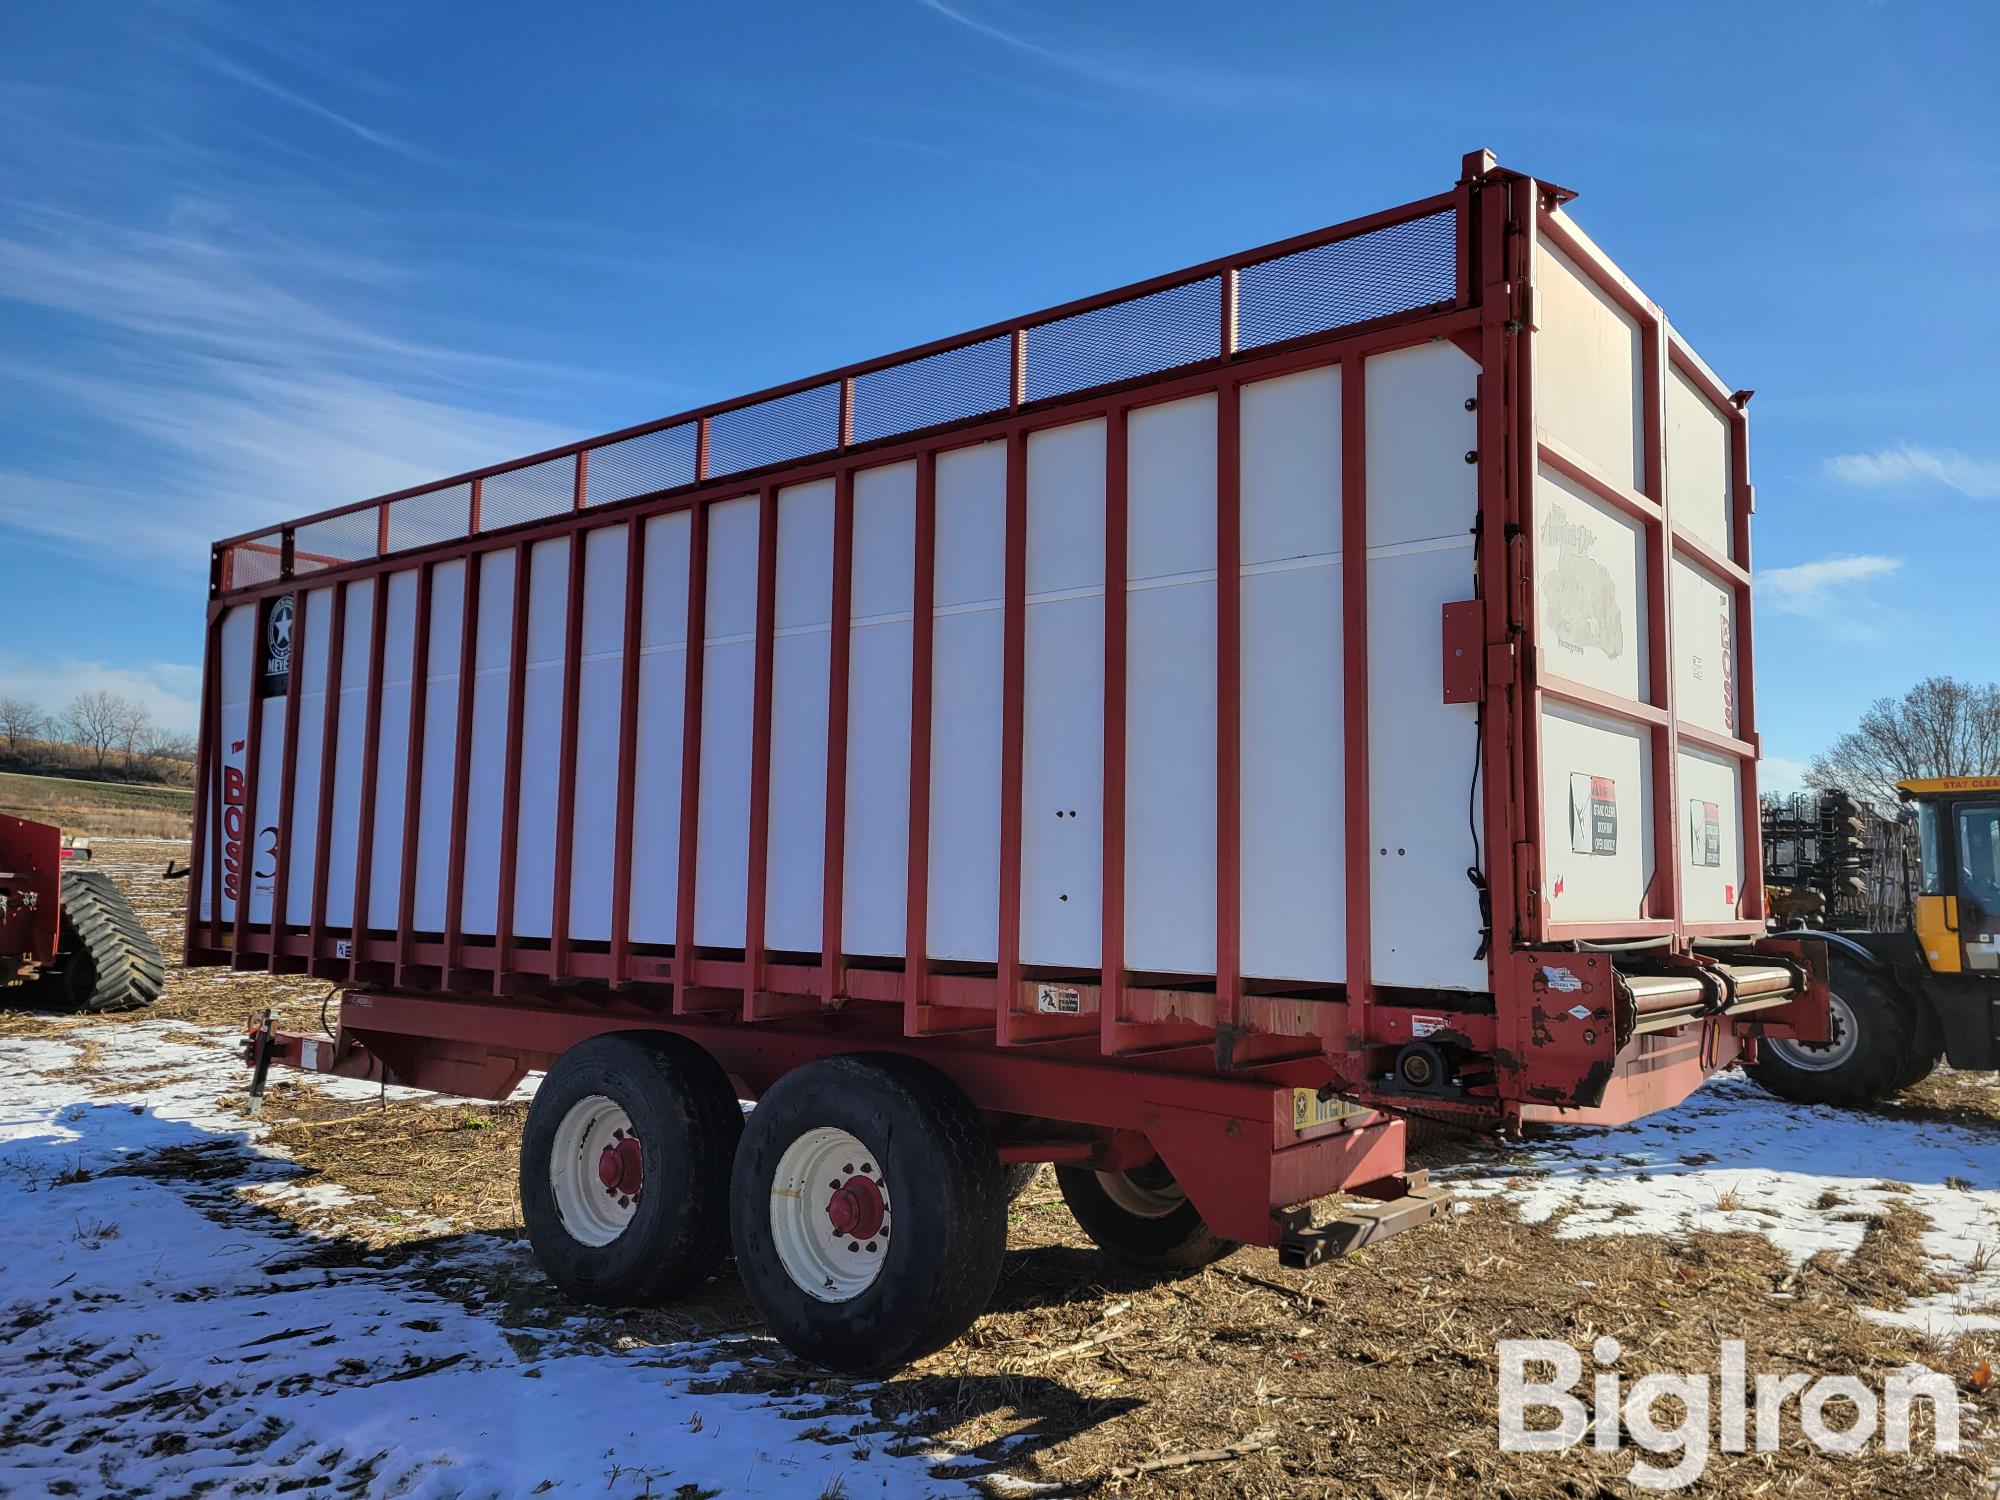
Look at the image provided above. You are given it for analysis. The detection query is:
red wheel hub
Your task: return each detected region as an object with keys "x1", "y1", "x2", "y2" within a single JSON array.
[
  {"x1": 597, "y1": 1135, "x2": 643, "y2": 1198},
  {"x1": 825, "y1": 1174, "x2": 886, "y2": 1240}
]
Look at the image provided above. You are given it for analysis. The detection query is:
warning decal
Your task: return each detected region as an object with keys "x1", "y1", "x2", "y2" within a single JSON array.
[
  {"x1": 1569, "y1": 773, "x2": 1618, "y2": 856},
  {"x1": 1689, "y1": 799, "x2": 1722, "y2": 868}
]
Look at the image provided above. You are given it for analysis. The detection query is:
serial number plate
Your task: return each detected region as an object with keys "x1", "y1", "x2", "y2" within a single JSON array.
[{"x1": 1291, "y1": 1089, "x2": 1361, "y2": 1131}]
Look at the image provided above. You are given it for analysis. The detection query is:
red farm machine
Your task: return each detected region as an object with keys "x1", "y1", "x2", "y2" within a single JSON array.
[
  {"x1": 186, "y1": 151, "x2": 1827, "y2": 1373},
  {"x1": 1, "y1": 814, "x2": 165, "y2": 1013}
]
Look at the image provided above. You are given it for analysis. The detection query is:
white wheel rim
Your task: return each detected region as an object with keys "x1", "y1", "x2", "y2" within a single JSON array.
[
  {"x1": 1766, "y1": 992, "x2": 1860, "y2": 1073},
  {"x1": 769, "y1": 1126, "x2": 891, "y2": 1303},
  {"x1": 550, "y1": 1094, "x2": 644, "y2": 1248},
  {"x1": 1096, "y1": 1162, "x2": 1185, "y2": 1220}
]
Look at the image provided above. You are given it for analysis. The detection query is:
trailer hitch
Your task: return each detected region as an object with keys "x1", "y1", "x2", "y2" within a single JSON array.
[{"x1": 1276, "y1": 1169, "x2": 1453, "y2": 1269}]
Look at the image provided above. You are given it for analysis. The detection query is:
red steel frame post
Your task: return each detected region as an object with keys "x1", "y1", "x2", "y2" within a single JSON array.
[
  {"x1": 741, "y1": 487, "x2": 780, "y2": 1020},
  {"x1": 1641, "y1": 313, "x2": 1681, "y2": 923},
  {"x1": 1213, "y1": 380, "x2": 1244, "y2": 1064},
  {"x1": 820, "y1": 470, "x2": 855, "y2": 1008},
  {"x1": 305, "y1": 585, "x2": 349, "y2": 971},
  {"x1": 265, "y1": 584, "x2": 310, "y2": 968},
  {"x1": 1507, "y1": 176, "x2": 1547, "y2": 945},
  {"x1": 608, "y1": 516, "x2": 648, "y2": 987},
  {"x1": 346, "y1": 577, "x2": 392, "y2": 981},
  {"x1": 994, "y1": 430, "x2": 1029, "y2": 1042},
  {"x1": 549, "y1": 532, "x2": 588, "y2": 978},
  {"x1": 491, "y1": 542, "x2": 533, "y2": 991},
  {"x1": 902, "y1": 454, "x2": 938, "y2": 1033},
  {"x1": 1727, "y1": 390, "x2": 1761, "y2": 922},
  {"x1": 1099, "y1": 405, "x2": 1129, "y2": 1054},
  {"x1": 442, "y1": 556, "x2": 483, "y2": 979},
  {"x1": 1339, "y1": 358, "x2": 1371, "y2": 1051},
  {"x1": 393, "y1": 564, "x2": 435, "y2": 983},
  {"x1": 230, "y1": 597, "x2": 271, "y2": 968},
  {"x1": 186, "y1": 603, "x2": 222, "y2": 957},
  {"x1": 671, "y1": 504, "x2": 711, "y2": 1015}
]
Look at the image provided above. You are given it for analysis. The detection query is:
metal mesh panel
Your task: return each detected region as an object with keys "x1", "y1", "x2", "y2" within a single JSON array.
[
  {"x1": 292, "y1": 508, "x2": 380, "y2": 574},
  {"x1": 480, "y1": 455, "x2": 577, "y2": 530},
  {"x1": 1025, "y1": 276, "x2": 1221, "y2": 403},
  {"x1": 851, "y1": 335, "x2": 1012, "y2": 445},
  {"x1": 226, "y1": 533, "x2": 285, "y2": 588},
  {"x1": 588, "y1": 422, "x2": 699, "y2": 505},
  {"x1": 706, "y1": 382, "x2": 841, "y2": 478},
  {"x1": 387, "y1": 485, "x2": 472, "y2": 551},
  {"x1": 1236, "y1": 210, "x2": 1457, "y2": 351}
]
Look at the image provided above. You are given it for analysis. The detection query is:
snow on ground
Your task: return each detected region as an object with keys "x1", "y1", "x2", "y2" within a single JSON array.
[
  {"x1": 0, "y1": 1023, "x2": 966, "y2": 1499},
  {"x1": 1449, "y1": 1072, "x2": 2000, "y2": 1338}
]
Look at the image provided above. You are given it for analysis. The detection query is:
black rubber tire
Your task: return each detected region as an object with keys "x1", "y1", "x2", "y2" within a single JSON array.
[
  {"x1": 31, "y1": 869, "x2": 165, "y2": 1014},
  {"x1": 1000, "y1": 1161, "x2": 1043, "y2": 1204},
  {"x1": 1891, "y1": 993, "x2": 1947, "y2": 1092},
  {"x1": 1054, "y1": 1158, "x2": 1241, "y2": 1272},
  {"x1": 520, "y1": 1032, "x2": 741, "y2": 1307},
  {"x1": 1745, "y1": 956, "x2": 1914, "y2": 1107},
  {"x1": 729, "y1": 1054, "x2": 1007, "y2": 1374}
]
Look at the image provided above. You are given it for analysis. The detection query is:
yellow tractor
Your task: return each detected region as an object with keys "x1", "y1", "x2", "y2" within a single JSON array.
[{"x1": 1749, "y1": 777, "x2": 2000, "y2": 1105}]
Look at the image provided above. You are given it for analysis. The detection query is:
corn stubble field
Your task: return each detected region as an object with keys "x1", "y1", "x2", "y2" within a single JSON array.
[{"x1": 0, "y1": 846, "x2": 1994, "y2": 1496}]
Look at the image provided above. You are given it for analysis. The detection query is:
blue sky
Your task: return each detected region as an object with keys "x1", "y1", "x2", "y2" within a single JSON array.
[{"x1": 1, "y1": 1, "x2": 1994, "y2": 784}]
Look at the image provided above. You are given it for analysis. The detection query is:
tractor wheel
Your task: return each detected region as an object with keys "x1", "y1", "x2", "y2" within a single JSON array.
[
  {"x1": 34, "y1": 869, "x2": 165, "y2": 1014},
  {"x1": 730, "y1": 1054, "x2": 1007, "y2": 1374},
  {"x1": 1055, "y1": 1158, "x2": 1240, "y2": 1272},
  {"x1": 1890, "y1": 993, "x2": 1946, "y2": 1092},
  {"x1": 520, "y1": 1032, "x2": 742, "y2": 1307},
  {"x1": 1746, "y1": 956, "x2": 1913, "y2": 1107}
]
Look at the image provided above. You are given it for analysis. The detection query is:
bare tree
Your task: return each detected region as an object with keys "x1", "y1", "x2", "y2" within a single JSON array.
[
  {"x1": 1808, "y1": 676, "x2": 2000, "y2": 811},
  {"x1": 114, "y1": 700, "x2": 152, "y2": 765},
  {"x1": 65, "y1": 690, "x2": 129, "y2": 774},
  {"x1": 0, "y1": 696, "x2": 41, "y2": 754}
]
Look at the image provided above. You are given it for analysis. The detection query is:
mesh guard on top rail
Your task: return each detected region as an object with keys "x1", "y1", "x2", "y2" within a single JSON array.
[{"x1": 217, "y1": 200, "x2": 1459, "y2": 593}]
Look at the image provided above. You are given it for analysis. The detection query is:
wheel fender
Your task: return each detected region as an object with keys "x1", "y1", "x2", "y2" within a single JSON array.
[{"x1": 1772, "y1": 928, "x2": 1941, "y2": 1031}]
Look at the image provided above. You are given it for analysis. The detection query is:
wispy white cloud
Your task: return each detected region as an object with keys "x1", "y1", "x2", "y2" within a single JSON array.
[
  {"x1": 1755, "y1": 554, "x2": 1902, "y2": 617},
  {"x1": 168, "y1": 36, "x2": 442, "y2": 165},
  {"x1": 0, "y1": 647, "x2": 202, "y2": 735},
  {"x1": 1823, "y1": 444, "x2": 2000, "y2": 500},
  {"x1": 910, "y1": 0, "x2": 1322, "y2": 111}
]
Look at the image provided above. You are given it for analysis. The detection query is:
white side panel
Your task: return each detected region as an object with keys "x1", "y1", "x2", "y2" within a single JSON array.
[
  {"x1": 1240, "y1": 366, "x2": 1344, "y2": 983},
  {"x1": 629, "y1": 512, "x2": 691, "y2": 944},
  {"x1": 1366, "y1": 343, "x2": 1484, "y2": 991},
  {"x1": 1670, "y1": 557, "x2": 1738, "y2": 737},
  {"x1": 1535, "y1": 239, "x2": 1644, "y2": 492},
  {"x1": 323, "y1": 580, "x2": 373, "y2": 930},
  {"x1": 1020, "y1": 419, "x2": 1104, "y2": 969},
  {"x1": 411, "y1": 561, "x2": 466, "y2": 932},
  {"x1": 1678, "y1": 746, "x2": 1745, "y2": 924},
  {"x1": 1124, "y1": 394, "x2": 1215, "y2": 975},
  {"x1": 695, "y1": 496, "x2": 760, "y2": 948},
  {"x1": 365, "y1": 570, "x2": 418, "y2": 931},
  {"x1": 459, "y1": 552, "x2": 515, "y2": 937},
  {"x1": 247, "y1": 693, "x2": 284, "y2": 925},
  {"x1": 843, "y1": 461, "x2": 916, "y2": 957},
  {"x1": 1535, "y1": 466, "x2": 1648, "y2": 702},
  {"x1": 1539, "y1": 702, "x2": 1655, "y2": 923},
  {"x1": 568, "y1": 527, "x2": 628, "y2": 942},
  {"x1": 1666, "y1": 366, "x2": 1734, "y2": 561},
  {"x1": 510, "y1": 538, "x2": 569, "y2": 939},
  {"x1": 282, "y1": 587, "x2": 335, "y2": 926},
  {"x1": 1366, "y1": 343, "x2": 1481, "y2": 547},
  {"x1": 928, "y1": 441, "x2": 1006, "y2": 962},
  {"x1": 765, "y1": 480, "x2": 834, "y2": 954}
]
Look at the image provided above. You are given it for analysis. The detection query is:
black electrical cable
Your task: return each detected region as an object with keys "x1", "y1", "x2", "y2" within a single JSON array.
[{"x1": 1468, "y1": 702, "x2": 1491, "y2": 960}]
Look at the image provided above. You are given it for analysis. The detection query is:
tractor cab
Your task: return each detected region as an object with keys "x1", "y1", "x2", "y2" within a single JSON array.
[{"x1": 1903, "y1": 777, "x2": 2000, "y2": 977}]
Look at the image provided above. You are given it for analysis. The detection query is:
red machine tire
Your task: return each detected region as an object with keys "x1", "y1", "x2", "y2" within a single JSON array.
[
  {"x1": 1054, "y1": 1159, "x2": 1240, "y2": 1272},
  {"x1": 729, "y1": 1054, "x2": 1007, "y2": 1374},
  {"x1": 520, "y1": 1032, "x2": 741, "y2": 1307}
]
